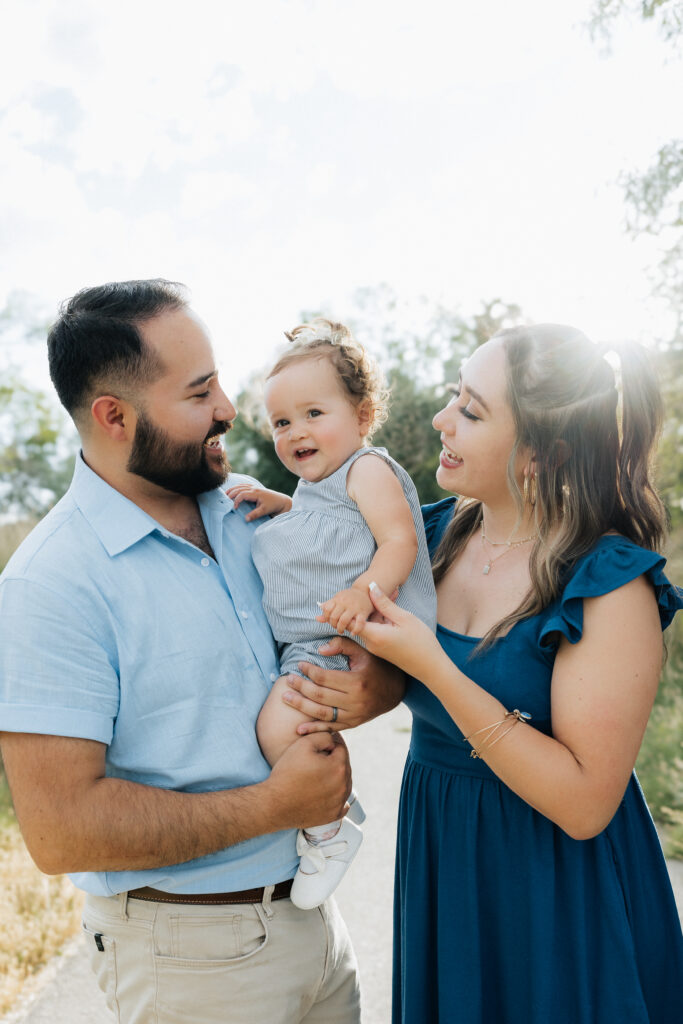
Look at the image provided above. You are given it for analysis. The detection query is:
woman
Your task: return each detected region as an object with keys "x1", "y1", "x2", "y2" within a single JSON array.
[{"x1": 357, "y1": 325, "x2": 683, "y2": 1023}]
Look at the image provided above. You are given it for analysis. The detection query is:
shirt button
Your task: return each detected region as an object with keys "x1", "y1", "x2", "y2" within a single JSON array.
[
  {"x1": 270, "y1": 673, "x2": 277, "y2": 682},
  {"x1": 201, "y1": 557, "x2": 210, "y2": 567},
  {"x1": 240, "y1": 610, "x2": 249, "y2": 619}
]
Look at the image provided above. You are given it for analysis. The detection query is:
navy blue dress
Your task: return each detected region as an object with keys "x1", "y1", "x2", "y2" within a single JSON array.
[{"x1": 394, "y1": 499, "x2": 683, "y2": 1024}]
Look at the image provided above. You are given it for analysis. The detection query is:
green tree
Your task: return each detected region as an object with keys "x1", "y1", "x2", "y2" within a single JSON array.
[
  {"x1": 588, "y1": 0, "x2": 683, "y2": 850},
  {"x1": 589, "y1": 1, "x2": 683, "y2": 44},
  {"x1": 0, "y1": 293, "x2": 75, "y2": 520},
  {"x1": 0, "y1": 374, "x2": 75, "y2": 518},
  {"x1": 589, "y1": 1, "x2": 683, "y2": 525},
  {"x1": 228, "y1": 289, "x2": 525, "y2": 505}
]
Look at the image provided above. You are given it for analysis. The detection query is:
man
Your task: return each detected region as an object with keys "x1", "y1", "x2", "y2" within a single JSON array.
[{"x1": 0, "y1": 280, "x2": 402, "y2": 1023}]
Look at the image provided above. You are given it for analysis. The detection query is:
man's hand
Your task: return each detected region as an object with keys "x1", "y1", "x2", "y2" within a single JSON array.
[
  {"x1": 262, "y1": 732, "x2": 352, "y2": 829},
  {"x1": 280, "y1": 636, "x2": 405, "y2": 734},
  {"x1": 0, "y1": 730, "x2": 350, "y2": 874},
  {"x1": 225, "y1": 484, "x2": 292, "y2": 521}
]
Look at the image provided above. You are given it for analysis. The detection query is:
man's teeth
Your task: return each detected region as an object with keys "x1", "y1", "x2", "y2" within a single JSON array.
[{"x1": 204, "y1": 435, "x2": 222, "y2": 447}]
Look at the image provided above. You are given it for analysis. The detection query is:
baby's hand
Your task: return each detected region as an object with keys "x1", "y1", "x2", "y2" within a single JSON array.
[
  {"x1": 225, "y1": 484, "x2": 292, "y2": 521},
  {"x1": 317, "y1": 588, "x2": 375, "y2": 636}
]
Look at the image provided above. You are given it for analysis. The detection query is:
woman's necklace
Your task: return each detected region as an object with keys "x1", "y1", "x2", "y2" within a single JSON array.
[{"x1": 480, "y1": 520, "x2": 536, "y2": 575}]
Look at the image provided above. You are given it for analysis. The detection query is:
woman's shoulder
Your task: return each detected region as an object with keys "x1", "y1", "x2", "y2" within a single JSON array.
[
  {"x1": 539, "y1": 534, "x2": 682, "y2": 647},
  {"x1": 421, "y1": 497, "x2": 458, "y2": 556}
]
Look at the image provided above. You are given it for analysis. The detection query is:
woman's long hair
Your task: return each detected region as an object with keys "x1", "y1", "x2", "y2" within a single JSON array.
[{"x1": 431, "y1": 324, "x2": 668, "y2": 648}]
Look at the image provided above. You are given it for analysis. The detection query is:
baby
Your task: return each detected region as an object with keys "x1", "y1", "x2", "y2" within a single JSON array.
[{"x1": 227, "y1": 319, "x2": 436, "y2": 909}]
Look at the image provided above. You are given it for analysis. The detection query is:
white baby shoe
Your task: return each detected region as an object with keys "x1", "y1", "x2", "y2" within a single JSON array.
[
  {"x1": 290, "y1": 818, "x2": 363, "y2": 910},
  {"x1": 345, "y1": 790, "x2": 366, "y2": 825}
]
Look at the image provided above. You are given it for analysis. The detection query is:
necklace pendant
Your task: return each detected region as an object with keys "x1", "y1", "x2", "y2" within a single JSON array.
[{"x1": 482, "y1": 563, "x2": 491, "y2": 575}]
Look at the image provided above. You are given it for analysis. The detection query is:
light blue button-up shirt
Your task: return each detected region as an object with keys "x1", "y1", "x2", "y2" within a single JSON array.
[{"x1": 0, "y1": 456, "x2": 297, "y2": 895}]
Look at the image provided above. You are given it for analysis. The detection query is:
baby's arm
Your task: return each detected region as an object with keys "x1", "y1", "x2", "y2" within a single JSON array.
[
  {"x1": 225, "y1": 483, "x2": 292, "y2": 521},
  {"x1": 318, "y1": 455, "x2": 419, "y2": 635}
]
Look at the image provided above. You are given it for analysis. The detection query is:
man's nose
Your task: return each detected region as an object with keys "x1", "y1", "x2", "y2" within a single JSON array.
[{"x1": 215, "y1": 387, "x2": 236, "y2": 423}]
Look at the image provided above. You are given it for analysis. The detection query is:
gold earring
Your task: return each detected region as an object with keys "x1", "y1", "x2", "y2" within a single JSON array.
[{"x1": 523, "y1": 472, "x2": 537, "y2": 507}]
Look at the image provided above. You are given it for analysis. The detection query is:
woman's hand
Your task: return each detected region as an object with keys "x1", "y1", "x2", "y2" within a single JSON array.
[{"x1": 358, "y1": 582, "x2": 445, "y2": 681}]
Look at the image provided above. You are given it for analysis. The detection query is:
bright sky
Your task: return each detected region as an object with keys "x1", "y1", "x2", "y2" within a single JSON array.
[{"x1": 1, "y1": 0, "x2": 681, "y2": 394}]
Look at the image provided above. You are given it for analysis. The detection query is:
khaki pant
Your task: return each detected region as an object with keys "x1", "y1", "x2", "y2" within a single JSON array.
[{"x1": 82, "y1": 888, "x2": 360, "y2": 1024}]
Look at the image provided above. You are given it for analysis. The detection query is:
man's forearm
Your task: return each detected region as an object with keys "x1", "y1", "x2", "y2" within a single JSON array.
[{"x1": 1, "y1": 731, "x2": 350, "y2": 876}]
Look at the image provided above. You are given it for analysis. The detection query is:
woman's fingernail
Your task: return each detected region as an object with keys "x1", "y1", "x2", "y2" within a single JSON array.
[
  {"x1": 369, "y1": 581, "x2": 379, "y2": 592},
  {"x1": 283, "y1": 692, "x2": 292, "y2": 703}
]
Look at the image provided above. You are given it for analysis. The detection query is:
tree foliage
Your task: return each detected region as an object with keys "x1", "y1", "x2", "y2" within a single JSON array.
[
  {"x1": 228, "y1": 289, "x2": 526, "y2": 505},
  {"x1": 0, "y1": 294, "x2": 75, "y2": 519},
  {"x1": 588, "y1": 0, "x2": 683, "y2": 44},
  {"x1": 0, "y1": 374, "x2": 75, "y2": 518},
  {"x1": 588, "y1": 2, "x2": 683, "y2": 528}
]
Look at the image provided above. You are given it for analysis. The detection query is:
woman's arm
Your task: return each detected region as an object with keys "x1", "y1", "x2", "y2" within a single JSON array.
[
  {"x1": 318, "y1": 456, "x2": 418, "y2": 634},
  {"x1": 359, "y1": 577, "x2": 662, "y2": 839}
]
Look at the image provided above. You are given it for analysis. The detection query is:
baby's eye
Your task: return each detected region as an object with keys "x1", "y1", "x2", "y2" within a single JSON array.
[
  {"x1": 308, "y1": 409, "x2": 323, "y2": 418},
  {"x1": 273, "y1": 418, "x2": 289, "y2": 429}
]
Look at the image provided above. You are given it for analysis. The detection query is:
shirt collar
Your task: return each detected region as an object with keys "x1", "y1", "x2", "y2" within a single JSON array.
[{"x1": 70, "y1": 454, "x2": 236, "y2": 557}]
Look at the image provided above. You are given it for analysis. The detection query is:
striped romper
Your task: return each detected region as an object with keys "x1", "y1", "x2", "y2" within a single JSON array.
[{"x1": 251, "y1": 446, "x2": 437, "y2": 677}]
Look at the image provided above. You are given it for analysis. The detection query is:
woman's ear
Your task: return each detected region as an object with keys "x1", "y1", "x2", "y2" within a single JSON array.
[{"x1": 553, "y1": 439, "x2": 571, "y2": 467}]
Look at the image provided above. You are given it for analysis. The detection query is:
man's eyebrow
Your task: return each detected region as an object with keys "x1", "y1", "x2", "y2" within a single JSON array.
[{"x1": 186, "y1": 370, "x2": 217, "y2": 389}]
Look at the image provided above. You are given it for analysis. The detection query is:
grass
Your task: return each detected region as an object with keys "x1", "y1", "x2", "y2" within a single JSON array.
[
  {"x1": 0, "y1": 519, "x2": 35, "y2": 572},
  {"x1": 0, "y1": 817, "x2": 83, "y2": 1016}
]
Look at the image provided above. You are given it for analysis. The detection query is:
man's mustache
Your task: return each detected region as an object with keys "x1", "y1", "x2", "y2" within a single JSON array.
[{"x1": 204, "y1": 420, "x2": 233, "y2": 443}]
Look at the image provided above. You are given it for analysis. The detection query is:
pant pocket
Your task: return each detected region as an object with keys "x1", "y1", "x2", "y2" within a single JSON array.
[
  {"x1": 153, "y1": 903, "x2": 271, "y2": 1022},
  {"x1": 82, "y1": 919, "x2": 120, "y2": 1019}
]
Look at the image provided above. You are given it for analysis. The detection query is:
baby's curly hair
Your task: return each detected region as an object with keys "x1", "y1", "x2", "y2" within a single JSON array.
[{"x1": 267, "y1": 318, "x2": 389, "y2": 439}]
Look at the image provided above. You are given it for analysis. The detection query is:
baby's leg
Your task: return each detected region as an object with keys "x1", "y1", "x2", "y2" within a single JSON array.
[{"x1": 257, "y1": 674, "x2": 320, "y2": 767}]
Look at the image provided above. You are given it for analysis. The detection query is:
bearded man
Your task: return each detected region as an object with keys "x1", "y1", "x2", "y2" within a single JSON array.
[{"x1": 0, "y1": 280, "x2": 401, "y2": 1024}]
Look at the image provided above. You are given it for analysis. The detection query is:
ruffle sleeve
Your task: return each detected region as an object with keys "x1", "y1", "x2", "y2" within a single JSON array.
[
  {"x1": 421, "y1": 497, "x2": 457, "y2": 560},
  {"x1": 539, "y1": 536, "x2": 683, "y2": 648}
]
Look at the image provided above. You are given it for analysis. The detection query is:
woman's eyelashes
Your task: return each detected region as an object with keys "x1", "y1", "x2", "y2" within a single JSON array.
[
  {"x1": 450, "y1": 389, "x2": 480, "y2": 422},
  {"x1": 460, "y1": 406, "x2": 480, "y2": 422}
]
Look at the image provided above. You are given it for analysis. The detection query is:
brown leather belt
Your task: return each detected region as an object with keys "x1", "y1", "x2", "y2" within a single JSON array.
[{"x1": 128, "y1": 879, "x2": 293, "y2": 906}]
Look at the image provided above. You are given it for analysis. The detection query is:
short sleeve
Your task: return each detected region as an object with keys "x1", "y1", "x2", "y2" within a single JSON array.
[
  {"x1": 421, "y1": 498, "x2": 458, "y2": 560},
  {"x1": 0, "y1": 577, "x2": 119, "y2": 742},
  {"x1": 539, "y1": 537, "x2": 683, "y2": 648}
]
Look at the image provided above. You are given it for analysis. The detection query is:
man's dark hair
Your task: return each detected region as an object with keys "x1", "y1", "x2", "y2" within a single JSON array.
[{"x1": 47, "y1": 279, "x2": 188, "y2": 422}]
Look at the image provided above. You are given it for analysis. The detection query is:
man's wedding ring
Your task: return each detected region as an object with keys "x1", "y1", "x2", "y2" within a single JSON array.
[{"x1": 331, "y1": 706, "x2": 338, "y2": 723}]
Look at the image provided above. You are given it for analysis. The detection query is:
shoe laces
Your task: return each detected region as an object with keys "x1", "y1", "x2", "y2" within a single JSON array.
[{"x1": 296, "y1": 834, "x2": 347, "y2": 873}]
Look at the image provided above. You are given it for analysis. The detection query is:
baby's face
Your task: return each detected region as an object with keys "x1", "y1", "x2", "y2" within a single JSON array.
[{"x1": 264, "y1": 356, "x2": 370, "y2": 483}]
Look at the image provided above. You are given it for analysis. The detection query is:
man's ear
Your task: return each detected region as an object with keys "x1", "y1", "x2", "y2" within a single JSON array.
[{"x1": 90, "y1": 395, "x2": 134, "y2": 441}]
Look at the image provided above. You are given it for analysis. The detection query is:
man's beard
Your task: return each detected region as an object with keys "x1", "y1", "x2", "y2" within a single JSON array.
[{"x1": 127, "y1": 412, "x2": 232, "y2": 496}]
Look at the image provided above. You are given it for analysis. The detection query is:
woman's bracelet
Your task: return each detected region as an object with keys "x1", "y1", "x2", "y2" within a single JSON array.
[{"x1": 463, "y1": 708, "x2": 532, "y2": 759}]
